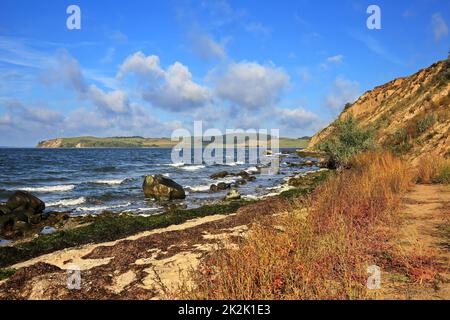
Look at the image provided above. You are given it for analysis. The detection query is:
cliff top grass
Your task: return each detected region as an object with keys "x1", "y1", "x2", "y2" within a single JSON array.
[{"x1": 36, "y1": 136, "x2": 310, "y2": 149}]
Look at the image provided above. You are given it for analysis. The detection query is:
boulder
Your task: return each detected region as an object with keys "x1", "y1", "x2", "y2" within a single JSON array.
[
  {"x1": 6, "y1": 191, "x2": 45, "y2": 214},
  {"x1": 143, "y1": 175, "x2": 186, "y2": 201},
  {"x1": 210, "y1": 182, "x2": 231, "y2": 192},
  {"x1": 0, "y1": 203, "x2": 11, "y2": 216},
  {"x1": 303, "y1": 160, "x2": 315, "y2": 166},
  {"x1": 1, "y1": 191, "x2": 45, "y2": 236},
  {"x1": 210, "y1": 171, "x2": 229, "y2": 179},
  {"x1": 225, "y1": 189, "x2": 241, "y2": 201}
]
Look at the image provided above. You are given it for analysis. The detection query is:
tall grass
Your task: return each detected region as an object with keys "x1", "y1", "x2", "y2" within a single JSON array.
[
  {"x1": 416, "y1": 155, "x2": 450, "y2": 184},
  {"x1": 175, "y1": 152, "x2": 413, "y2": 299}
]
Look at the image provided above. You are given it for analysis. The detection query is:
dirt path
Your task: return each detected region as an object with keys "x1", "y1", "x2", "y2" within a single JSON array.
[
  {"x1": 380, "y1": 184, "x2": 450, "y2": 300},
  {"x1": 0, "y1": 197, "x2": 288, "y2": 300}
]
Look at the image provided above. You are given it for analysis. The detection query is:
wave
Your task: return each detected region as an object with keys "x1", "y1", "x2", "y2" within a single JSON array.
[
  {"x1": 185, "y1": 184, "x2": 211, "y2": 192},
  {"x1": 123, "y1": 207, "x2": 161, "y2": 213},
  {"x1": 180, "y1": 165, "x2": 205, "y2": 171},
  {"x1": 90, "y1": 179, "x2": 126, "y2": 185},
  {"x1": 20, "y1": 184, "x2": 76, "y2": 193},
  {"x1": 166, "y1": 162, "x2": 185, "y2": 167},
  {"x1": 245, "y1": 166, "x2": 259, "y2": 174},
  {"x1": 222, "y1": 161, "x2": 245, "y2": 167},
  {"x1": 47, "y1": 197, "x2": 86, "y2": 207},
  {"x1": 76, "y1": 202, "x2": 131, "y2": 212}
]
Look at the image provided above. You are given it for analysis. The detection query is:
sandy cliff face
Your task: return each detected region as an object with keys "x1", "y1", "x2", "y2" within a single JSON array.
[
  {"x1": 309, "y1": 59, "x2": 450, "y2": 162},
  {"x1": 36, "y1": 138, "x2": 63, "y2": 148}
]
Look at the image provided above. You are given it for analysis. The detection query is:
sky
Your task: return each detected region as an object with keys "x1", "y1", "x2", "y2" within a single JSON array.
[{"x1": 0, "y1": 0, "x2": 448, "y2": 146}]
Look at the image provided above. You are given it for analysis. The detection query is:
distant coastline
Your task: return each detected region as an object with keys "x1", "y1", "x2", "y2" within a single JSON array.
[{"x1": 36, "y1": 136, "x2": 311, "y2": 149}]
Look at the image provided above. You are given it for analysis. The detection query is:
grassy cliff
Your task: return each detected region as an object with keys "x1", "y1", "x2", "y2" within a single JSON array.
[
  {"x1": 37, "y1": 136, "x2": 310, "y2": 149},
  {"x1": 309, "y1": 57, "x2": 450, "y2": 163}
]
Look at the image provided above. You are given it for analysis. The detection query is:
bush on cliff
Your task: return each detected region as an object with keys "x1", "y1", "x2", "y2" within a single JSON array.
[{"x1": 316, "y1": 115, "x2": 376, "y2": 168}]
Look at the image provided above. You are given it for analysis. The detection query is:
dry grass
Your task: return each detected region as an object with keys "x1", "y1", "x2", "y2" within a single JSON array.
[
  {"x1": 416, "y1": 155, "x2": 450, "y2": 184},
  {"x1": 174, "y1": 151, "x2": 414, "y2": 300}
]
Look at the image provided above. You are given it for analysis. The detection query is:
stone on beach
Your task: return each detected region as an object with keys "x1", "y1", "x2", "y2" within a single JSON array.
[
  {"x1": 0, "y1": 191, "x2": 46, "y2": 237},
  {"x1": 225, "y1": 189, "x2": 241, "y2": 201},
  {"x1": 142, "y1": 174, "x2": 186, "y2": 201}
]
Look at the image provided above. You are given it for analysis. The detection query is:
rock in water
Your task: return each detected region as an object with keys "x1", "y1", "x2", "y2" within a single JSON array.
[
  {"x1": 6, "y1": 191, "x2": 45, "y2": 214},
  {"x1": 1, "y1": 191, "x2": 45, "y2": 236},
  {"x1": 143, "y1": 175, "x2": 186, "y2": 201},
  {"x1": 210, "y1": 171, "x2": 229, "y2": 179},
  {"x1": 225, "y1": 189, "x2": 241, "y2": 201}
]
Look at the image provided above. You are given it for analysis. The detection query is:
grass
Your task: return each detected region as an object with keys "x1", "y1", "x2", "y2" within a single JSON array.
[
  {"x1": 416, "y1": 155, "x2": 450, "y2": 184},
  {"x1": 0, "y1": 200, "x2": 253, "y2": 268},
  {"x1": 174, "y1": 151, "x2": 413, "y2": 299},
  {"x1": 0, "y1": 268, "x2": 15, "y2": 281}
]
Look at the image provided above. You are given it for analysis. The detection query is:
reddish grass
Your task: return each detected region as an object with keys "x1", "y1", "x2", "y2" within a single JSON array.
[
  {"x1": 416, "y1": 155, "x2": 450, "y2": 184},
  {"x1": 174, "y1": 151, "x2": 414, "y2": 300}
]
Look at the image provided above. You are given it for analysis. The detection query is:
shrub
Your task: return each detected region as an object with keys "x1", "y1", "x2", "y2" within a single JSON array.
[
  {"x1": 417, "y1": 156, "x2": 450, "y2": 184},
  {"x1": 416, "y1": 114, "x2": 436, "y2": 135},
  {"x1": 316, "y1": 115, "x2": 376, "y2": 168}
]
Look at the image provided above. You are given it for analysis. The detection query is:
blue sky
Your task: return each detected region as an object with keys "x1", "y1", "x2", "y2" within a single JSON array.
[{"x1": 0, "y1": 0, "x2": 448, "y2": 146}]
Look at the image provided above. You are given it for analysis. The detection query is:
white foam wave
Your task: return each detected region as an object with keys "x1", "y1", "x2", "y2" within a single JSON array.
[
  {"x1": 47, "y1": 197, "x2": 86, "y2": 207},
  {"x1": 76, "y1": 202, "x2": 131, "y2": 212},
  {"x1": 223, "y1": 161, "x2": 244, "y2": 166},
  {"x1": 166, "y1": 162, "x2": 185, "y2": 167},
  {"x1": 20, "y1": 185, "x2": 76, "y2": 192},
  {"x1": 185, "y1": 184, "x2": 211, "y2": 192},
  {"x1": 91, "y1": 179, "x2": 125, "y2": 185},
  {"x1": 245, "y1": 166, "x2": 259, "y2": 174},
  {"x1": 180, "y1": 165, "x2": 205, "y2": 171}
]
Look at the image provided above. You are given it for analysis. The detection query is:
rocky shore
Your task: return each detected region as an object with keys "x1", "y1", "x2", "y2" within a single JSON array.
[{"x1": 0, "y1": 152, "x2": 329, "y2": 273}]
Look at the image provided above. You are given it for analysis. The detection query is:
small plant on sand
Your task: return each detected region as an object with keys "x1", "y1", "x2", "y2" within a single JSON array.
[
  {"x1": 0, "y1": 268, "x2": 15, "y2": 281},
  {"x1": 316, "y1": 115, "x2": 376, "y2": 168}
]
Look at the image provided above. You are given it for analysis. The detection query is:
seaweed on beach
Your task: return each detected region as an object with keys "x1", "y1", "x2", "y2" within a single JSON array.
[{"x1": 0, "y1": 200, "x2": 253, "y2": 268}]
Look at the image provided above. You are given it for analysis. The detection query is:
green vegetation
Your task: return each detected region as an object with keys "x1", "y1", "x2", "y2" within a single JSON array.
[
  {"x1": 0, "y1": 201, "x2": 254, "y2": 268},
  {"x1": 433, "y1": 53, "x2": 450, "y2": 86},
  {"x1": 38, "y1": 136, "x2": 176, "y2": 148},
  {"x1": 315, "y1": 115, "x2": 376, "y2": 168},
  {"x1": 279, "y1": 170, "x2": 331, "y2": 199},
  {"x1": 0, "y1": 268, "x2": 15, "y2": 281},
  {"x1": 386, "y1": 113, "x2": 437, "y2": 156},
  {"x1": 37, "y1": 136, "x2": 310, "y2": 149}
]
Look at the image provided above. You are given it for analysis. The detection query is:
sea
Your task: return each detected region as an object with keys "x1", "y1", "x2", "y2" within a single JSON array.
[{"x1": 0, "y1": 148, "x2": 318, "y2": 216}]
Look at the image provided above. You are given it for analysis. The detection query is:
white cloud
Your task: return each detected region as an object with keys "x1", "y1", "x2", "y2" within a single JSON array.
[
  {"x1": 327, "y1": 55, "x2": 344, "y2": 64},
  {"x1": 142, "y1": 61, "x2": 211, "y2": 111},
  {"x1": 88, "y1": 85, "x2": 131, "y2": 115},
  {"x1": 431, "y1": 13, "x2": 448, "y2": 42},
  {"x1": 117, "y1": 51, "x2": 164, "y2": 80},
  {"x1": 188, "y1": 32, "x2": 227, "y2": 60},
  {"x1": 276, "y1": 107, "x2": 319, "y2": 129},
  {"x1": 118, "y1": 52, "x2": 211, "y2": 111},
  {"x1": 320, "y1": 54, "x2": 344, "y2": 70},
  {"x1": 324, "y1": 77, "x2": 360, "y2": 113},
  {"x1": 213, "y1": 61, "x2": 289, "y2": 110}
]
